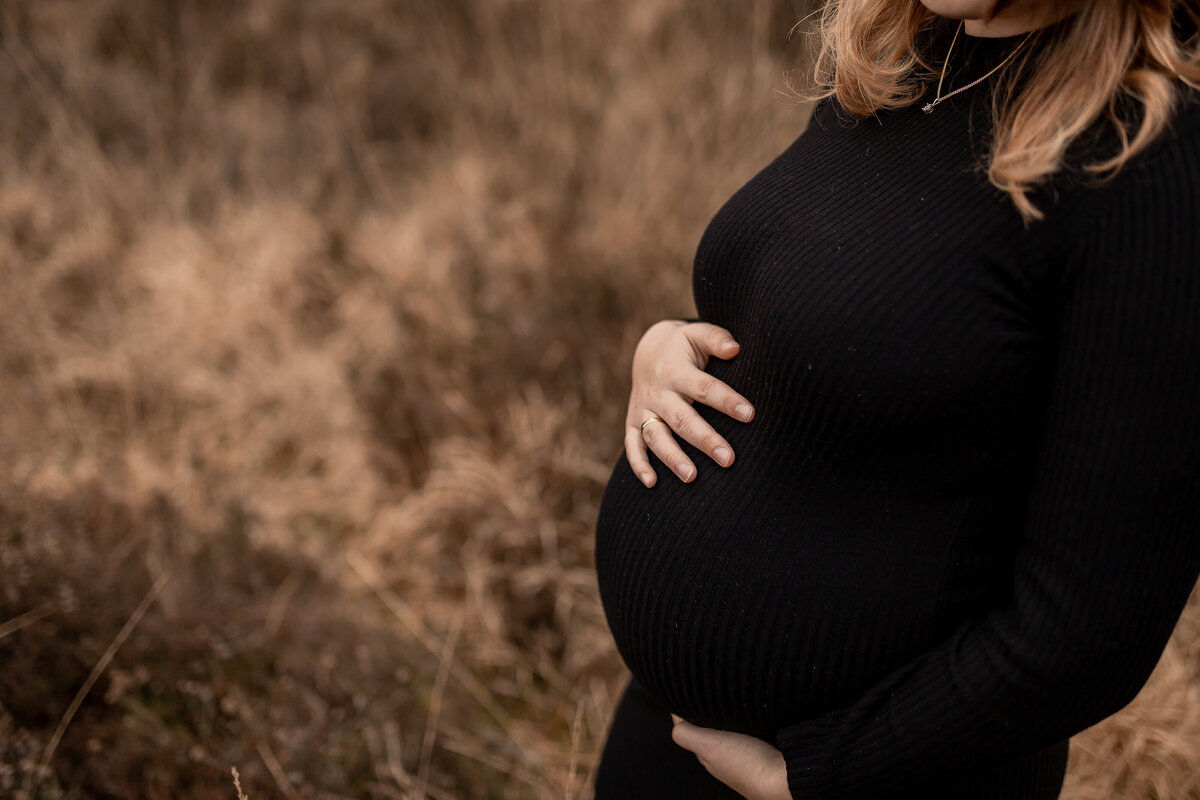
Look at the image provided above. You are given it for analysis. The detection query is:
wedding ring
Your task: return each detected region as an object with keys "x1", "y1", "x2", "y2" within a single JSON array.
[{"x1": 640, "y1": 416, "x2": 666, "y2": 433}]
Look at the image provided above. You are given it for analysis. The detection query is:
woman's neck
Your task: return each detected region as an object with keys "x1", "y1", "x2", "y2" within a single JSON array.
[{"x1": 961, "y1": 0, "x2": 1082, "y2": 37}]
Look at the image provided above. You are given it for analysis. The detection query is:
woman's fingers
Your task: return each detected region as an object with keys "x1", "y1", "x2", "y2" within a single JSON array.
[
  {"x1": 674, "y1": 326, "x2": 754, "y2": 421},
  {"x1": 623, "y1": 320, "x2": 754, "y2": 487},
  {"x1": 624, "y1": 424, "x2": 658, "y2": 487},
  {"x1": 683, "y1": 323, "x2": 742, "y2": 363},
  {"x1": 639, "y1": 415, "x2": 697, "y2": 483},
  {"x1": 678, "y1": 371, "x2": 755, "y2": 422},
  {"x1": 657, "y1": 360, "x2": 755, "y2": 422},
  {"x1": 626, "y1": 402, "x2": 735, "y2": 485},
  {"x1": 654, "y1": 396, "x2": 736, "y2": 468}
]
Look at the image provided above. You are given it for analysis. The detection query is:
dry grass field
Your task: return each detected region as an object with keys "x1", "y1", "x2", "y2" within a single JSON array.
[{"x1": 0, "y1": 1, "x2": 1197, "y2": 798}]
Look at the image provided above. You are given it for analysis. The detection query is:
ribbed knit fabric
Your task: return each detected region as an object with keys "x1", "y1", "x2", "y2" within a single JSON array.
[{"x1": 592, "y1": 21, "x2": 1200, "y2": 800}]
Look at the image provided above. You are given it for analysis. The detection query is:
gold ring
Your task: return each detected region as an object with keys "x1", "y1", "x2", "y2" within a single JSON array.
[{"x1": 640, "y1": 416, "x2": 666, "y2": 433}]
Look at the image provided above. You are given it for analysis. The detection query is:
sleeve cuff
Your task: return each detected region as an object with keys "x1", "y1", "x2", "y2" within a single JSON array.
[{"x1": 774, "y1": 707, "x2": 857, "y2": 800}]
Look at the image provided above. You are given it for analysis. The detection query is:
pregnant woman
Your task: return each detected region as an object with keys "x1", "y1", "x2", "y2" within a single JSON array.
[{"x1": 591, "y1": 0, "x2": 1200, "y2": 798}]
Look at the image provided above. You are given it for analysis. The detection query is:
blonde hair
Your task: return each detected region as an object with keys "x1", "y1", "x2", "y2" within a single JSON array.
[{"x1": 809, "y1": 0, "x2": 1200, "y2": 221}]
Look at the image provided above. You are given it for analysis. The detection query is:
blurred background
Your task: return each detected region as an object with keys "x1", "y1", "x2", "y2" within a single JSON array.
[{"x1": 0, "y1": 1, "x2": 1196, "y2": 798}]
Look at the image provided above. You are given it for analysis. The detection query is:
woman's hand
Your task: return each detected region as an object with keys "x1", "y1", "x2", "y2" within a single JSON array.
[
  {"x1": 670, "y1": 715, "x2": 791, "y2": 800},
  {"x1": 625, "y1": 320, "x2": 755, "y2": 487}
]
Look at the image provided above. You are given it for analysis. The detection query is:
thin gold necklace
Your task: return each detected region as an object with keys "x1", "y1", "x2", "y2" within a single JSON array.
[{"x1": 922, "y1": 21, "x2": 1034, "y2": 114}]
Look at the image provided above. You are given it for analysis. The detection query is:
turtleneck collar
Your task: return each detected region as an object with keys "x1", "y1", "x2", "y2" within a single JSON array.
[{"x1": 917, "y1": 13, "x2": 1071, "y2": 95}]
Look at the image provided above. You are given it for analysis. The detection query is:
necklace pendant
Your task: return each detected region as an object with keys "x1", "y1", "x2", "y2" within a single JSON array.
[{"x1": 922, "y1": 101, "x2": 935, "y2": 114}]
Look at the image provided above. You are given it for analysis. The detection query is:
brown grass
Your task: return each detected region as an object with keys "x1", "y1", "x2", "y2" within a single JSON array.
[{"x1": 0, "y1": 1, "x2": 1196, "y2": 798}]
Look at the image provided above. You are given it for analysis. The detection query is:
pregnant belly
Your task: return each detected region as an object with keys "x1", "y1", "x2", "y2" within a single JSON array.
[{"x1": 593, "y1": 431, "x2": 967, "y2": 740}]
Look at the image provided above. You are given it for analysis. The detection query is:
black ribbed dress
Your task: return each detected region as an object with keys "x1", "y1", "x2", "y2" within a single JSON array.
[{"x1": 591, "y1": 20, "x2": 1200, "y2": 800}]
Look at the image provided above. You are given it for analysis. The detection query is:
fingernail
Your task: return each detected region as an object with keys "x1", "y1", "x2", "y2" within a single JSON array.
[
  {"x1": 676, "y1": 463, "x2": 694, "y2": 481},
  {"x1": 714, "y1": 446, "x2": 732, "y2": 466},
  {"x1": 721, "y1": 338, "x2": 738, "y2": 350},
  {"x1": 640, "y1": 472, "x2": 655, "y2": 486},
  {"x1": 735, "y1": 403, "x2": 753, "y2": 421},
  {"x1": 670, "y1": 713, "x2": 682, "y2": 725}
]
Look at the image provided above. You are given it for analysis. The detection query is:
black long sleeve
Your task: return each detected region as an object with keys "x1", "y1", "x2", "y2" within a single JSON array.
[{"x1": 775, "y1": 109, "x2": 1200, "y2": 798}]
